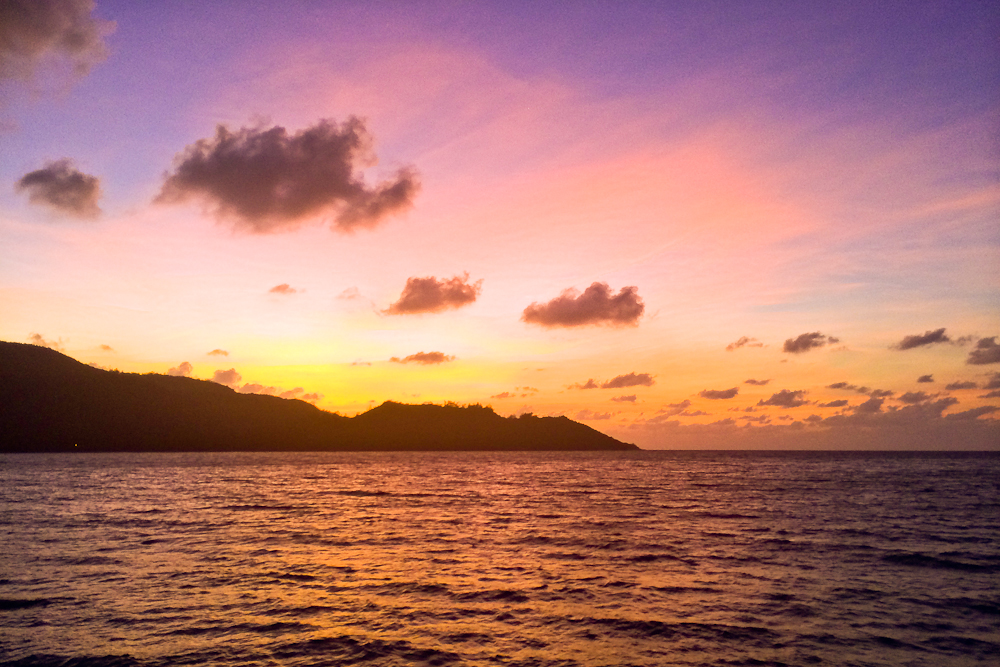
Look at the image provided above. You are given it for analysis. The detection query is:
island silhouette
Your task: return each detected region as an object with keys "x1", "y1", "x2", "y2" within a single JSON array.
[{"x1": 0, "y1": 342, "x2": 636, "y2": 452}]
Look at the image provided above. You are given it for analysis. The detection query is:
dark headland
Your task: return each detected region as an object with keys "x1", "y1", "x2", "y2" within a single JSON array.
[{"x1": 0, "y1": 342, "x2": 637, "y2": 452}]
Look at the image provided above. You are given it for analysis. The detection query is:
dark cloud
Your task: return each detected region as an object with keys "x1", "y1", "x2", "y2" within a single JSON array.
[
  {"x1": 0, "y1": 0, "x2": 114, "y2": 83},
  {"x1": 16, "y1": 159, "x2": 101, "y2": 218},
  {"x1": 389, "y1": 351, "x2": 455, "y2": 365},
  {"x1": 893, "y1": 327, "x2": 951, "y2": 350},
  {"x1": 758, "y1": 389, "x2": 808, "y2": 408},
  {"x1": 967, "y1": 337, "x2": 1000, "y2": 365},
  {"x1": 869, "y1": 389, "x2": 894, "y2": 399},
  {"x1": 744, "y1": 378, "x2": 770, "y2": 386},
  {"x1": 522, "y1": 282, "x2": 643, "y2": 328},
  {"x1": 917, "y1": 374, "x2": 934, "y2": 383},
  {"x1": 699, "y1": 387, "x2": 739, "y2": 400},
  {"x1": 601, "y1": 372, "x2": 655, "y2": 389},
  {"x1": 569, "y1": 379, "x2": 599, "y2": 390},
  {"x1": 384, "y1": 273, "x2": 481, "y2": 314},
  {"x1": 985, "y1": 374, "x2": 1000, "y2": 390},
  {"x1": 212, "y1": 368, "x2": 241, "y2": 386},
  {"x1": 819, "y1": 399, "x2": 849, "y2": 408},
  {"x1": 269, "y1": 283, "x2": 298, "y2": 295},
  {"x1": 611, "y1": 394, "x2": 637, "y2": 403},
  {"x1": 898, "y1": 392, "x2": 933, "y2": 405},
  {"x1": 155, "y1": 118, "x2": 419, "y2": 234},
  {"x1": 979, "y1": 390, "x2": 1000, "y2": 399},
  {"x1": 854, "y1": 397, "x2": 884, "y2": 414},
  {"x1": 782, "y1": 332, "x2": 839, "y2": 354},
  {"x1": 27, "y1": 332, "x2": 63, "y2": 351},
  {"x1": 945, "y1": 381, "x2": 978, "y2": 390},
  {"x1": 207, "y1": 349, "x2": 229, "y2": 356},
  {"x1": 945, "y1": 406, "x2": 999, "y2": 421},
  {"x1": 167, "y1": 361, "x2": 192, "y2": 377},
  {"x1": 680, "y1": 409, "x2": 709, "y2": 417},
  {"x1": 726, "y1": 336, "x2": 763, "y2": 352},
  {"x1": 656, "y1": 400, "x2": 691, "y2": 418},
  {"x1": 826, "y1": 382, "x2": 872, "y2": 395}
]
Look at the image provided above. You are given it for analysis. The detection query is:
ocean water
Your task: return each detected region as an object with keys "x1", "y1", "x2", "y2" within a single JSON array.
[{"x1": 0, "y1": 451, "x2": 997, "y2": 667}]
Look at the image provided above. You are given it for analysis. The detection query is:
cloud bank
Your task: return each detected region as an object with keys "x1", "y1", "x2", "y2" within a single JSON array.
[
  {"x1": 0, "y1": 0, "x2": 114, "y2": 83},
  {"x1": 384, "y1": 273, "x2": 481, "y2": 314},
  {"x1": 389, "y1": 351, "x2": 455, "y2": 365},
  {"x1": 156, "y1": 118, "x2": 419, "y2": 233},
  {"x1": 522, "y1": 282, "x2": 643, "y2": 328},
  {"x1": 15, "y1": 159, "x2": 101, "y2": 218},
  {"x1": 783, "y1": 332, "x2": 839, "y2": 354}
]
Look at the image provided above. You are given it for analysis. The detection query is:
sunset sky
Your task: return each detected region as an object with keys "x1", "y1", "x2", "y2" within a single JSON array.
[{"x1": 2, "y1": 0, "x2": 998, "y2": 449}]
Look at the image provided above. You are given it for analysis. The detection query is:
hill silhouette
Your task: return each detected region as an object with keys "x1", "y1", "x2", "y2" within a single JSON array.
[{"x1": 0, "y1": 342, "x2": 637, "y2": 452}]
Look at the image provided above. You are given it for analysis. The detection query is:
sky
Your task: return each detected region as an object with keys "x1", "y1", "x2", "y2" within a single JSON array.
[{"x1": 1, "y1": 0, "x2": 998, "y2": 449}]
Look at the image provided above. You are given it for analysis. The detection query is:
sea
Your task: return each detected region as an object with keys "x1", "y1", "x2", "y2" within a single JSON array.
[{"x1": 0, "y1": 451, "x2": 997, "y2": 667}]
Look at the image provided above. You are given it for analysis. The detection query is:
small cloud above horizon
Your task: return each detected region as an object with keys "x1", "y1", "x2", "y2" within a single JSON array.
[
  {"x1": 758, "y1": 389, "x2": 808, "y2": 408},
  {"x1": 207, "y1": 349, "x2": 229, "y2": 356},
  {"x1": 16, "y1": 159, "x2": 101, "y2": 218},
  {"x1": 522, "y1": 282, "x2": 643, "y2": 328},
  {"x1": 744, "y1": 378, "x2": 770, "y2": 386},
  {"x1": 389, "y1": 351, "x2": 455, "y2": 365},
  {"x1": 917, "y1": 374, "x2": 934, "y2": 383},
  {"x1": 212, "y1": 368, "x2": 241, "y2": 386},
  {"x1": 783, "y1": 332, "x2": 839, "y2": 354},
  {"x1": 726, "y1": 336, "x2": 763, "y2": 352},
  {"x1": 893, "y1": 327, "x2": 951, "y2": 350},
  {"x1": 27, "y1": 332, "x2": 63, "y2": 351},
  {"x1": 967, "y1": 337, "x2": 1000, "y2": 365},
  {"x1": 167, "y1": 361, "x2": 192, "y2": 377},
  {"x1": 699, "y1": 387, "x2": 739, "y2": 400},
  {"x1": 601, "y1": 372, "x2": 655, "y2": 389},
  {"x1": 269, "y1": 283, "x2": 298, "y2": 295},
  {"x1": 384, "y1": 273, "x2": 481, "y2": 315}
]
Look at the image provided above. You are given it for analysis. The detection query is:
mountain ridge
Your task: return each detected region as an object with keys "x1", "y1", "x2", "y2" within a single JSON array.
[{"x1": 0, "y1": 341, "x2": 637, "y2": 452}]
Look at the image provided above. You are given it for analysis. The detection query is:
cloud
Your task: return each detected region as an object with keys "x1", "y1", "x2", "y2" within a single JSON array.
[
  {"x1": 167, "y1": 361, "x2": 193, "y2": 377},
  {"x1": 854, "y1": 397, "x2": 885, "y2": 414},
  {"x1": 575, "y1": 409, "x2": 612, "y2": 420},
  {"x1": 27, "y1": 332, "x2": 63, "y2": 351},
  {"x1": 898, "y1": 391, "x2": 933, "y2": 404},
  {"x1": 280, "y1": 387, "x2": 304, "y2": 399},
  {"x1": 237, "y1": 383, "x2": 277, "y2": 395},
  {"x1": 726, "y1": 336, "x2": 763, "y2": 351},
  {"x1": 819, "y1": 399, "x2": 849, "y2": 408},
  {"x1": 212, "y1": 368, "x2": 242, "y2": 386},
  {"x1": 389, "y1": 351, "x2": 455, "y2": 365},
  {"x1": 155, "y1": 118, "x2": 419, "y2": 234},
  {"x1": 826, "y1": 382, "x2": 874, "y2": 395},
  {"x1": 945, "y1": 381, "x2": 978, "y2": 390},
  {"x1": 0, "y1": 0, "x2": 114, "y2": 83},
  {"x1": 569, "y1": 379, "x2": 599, "y2": 390},
  {"x1": 269, "y1": 283, "x2": 298, "y2": 295},
  {"x1": 601, "y1": 372, "x2": 655, "y2": 389},
  {"x1": 300, "y1": 392, "x2": 322, "y2": 402},
  {"x1": 384, "y1": 273, "x2": 481, "y2": 314},
  {"x1": 758, "y1": 389, "x2": 808, "y2": 408},
  {"x1": 869, "y1": 389, "x2": 894, "y2": 399},
  {"x1": 917, "y1": 374, "x2": 934, "y2": 383},
  {"x1": 699, "y1": 387, "x2": 739, "y2": 400},
  {"x1": 490, "y1": 391, "x2": 513, "y2": 399},
  {"x1": 611, "y1": 394, "x2": 637, "y2": 403},
  {"x1": 985, "y1": 374, "x2": 1000, "y2": 390},
  {"x1": 99, "y1": 344, "x2": 113, "y2": 351},
  {"x1": 979, "y1": 390, "x2": 1000, "y2": 399},
  {"x1": 207, "y1": 349, "x2": 229, "y2": 356},
  {"x1": 655, "y1": 400, "x2": 692, "y2": 418},
  {"x1": 782, "y1": 332, "x2": 839, "y2": 354},
  {"x1": 522, "y1": 282, "x2": 643, "y2": 328},
  {"x1": 967, "y1": 337, "x2": 1000, "y2": 365},
  {"x1": 893, "y1": 327, "x2": 951, "y2": 350},
  {"x1": 15, "y1": 159, "x2": 101, "y2": 218},
  {"x1": 945, "y1": 406, "x2": 999, "y2": 421},
  {"x1": 744, "y1": 378, "x2": 770, "y2": 386},
  {"x1": 679, "y1": 409, "x2": 709, "y2": 417}
]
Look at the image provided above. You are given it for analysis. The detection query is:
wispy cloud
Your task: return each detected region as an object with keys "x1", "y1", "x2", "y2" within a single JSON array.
[{"x1": 726, "y1": 336, "x2": 763, "y2": 351}]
